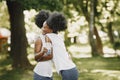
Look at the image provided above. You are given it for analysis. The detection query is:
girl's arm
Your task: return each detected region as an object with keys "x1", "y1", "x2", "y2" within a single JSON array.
[
  {"x1": 38, "y1": 47, "x2": 53, "y2": 61},
  {"x1": 34, "y1": 37, "x2": 53, "y2": 62},
  {"x1": 38, "y1": 35, "x2": 53, "y2": 61},
  {"x1": 34, "y1": 38, "x2": 45, "y2": 61}
]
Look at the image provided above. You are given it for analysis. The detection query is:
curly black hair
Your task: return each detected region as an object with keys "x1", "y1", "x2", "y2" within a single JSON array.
[
  {"x1": 35, "y1": 10, "x2": 50, "y2": 28},
  {"x1": 46, "y1": 12, "x2": 67, "y2": 33}
]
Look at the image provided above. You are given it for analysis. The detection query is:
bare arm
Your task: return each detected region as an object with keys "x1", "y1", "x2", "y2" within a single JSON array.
[
  {"x1": 38, "y1": 47, "x2": 53, "y2": 61},
  {"x1": 38, "y1": 35, "x2": 53, "y2": 61},
  {"x1": 34, "y1": 38, "x2": 44, "y2": 61},
  {"x1": 34, "y1": 37, "x2": 53, "y2": 62}
]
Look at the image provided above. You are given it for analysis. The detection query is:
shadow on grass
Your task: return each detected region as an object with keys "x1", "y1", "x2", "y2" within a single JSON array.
[
  {"x1": 0, "y1": 68, "x2": 33, "y2": 80},
  {"x1": 0, "y1": 55, "x2": 120, "y2": 80},
  {"x1": 74, "y1": 57, "x2": 120, "y2": 71}
]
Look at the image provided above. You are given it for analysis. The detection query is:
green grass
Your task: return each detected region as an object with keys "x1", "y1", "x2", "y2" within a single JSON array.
[
  {"x1": 0, "y1": 54, "x2": 120, "y2": 80},
  {"x1": 74, "y1": 57, "x2": 120, "y2": 80}
]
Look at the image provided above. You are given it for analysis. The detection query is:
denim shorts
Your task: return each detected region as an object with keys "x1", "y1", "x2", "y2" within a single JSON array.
[
  {"x1": 60, "y1": 67, "x2": 79, "y2": 80},
  {"x1": 34, "y1": 72, "x2": 53, "y2": 80}
]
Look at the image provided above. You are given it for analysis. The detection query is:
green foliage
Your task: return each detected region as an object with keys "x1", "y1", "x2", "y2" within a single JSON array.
[
  {"x1": 17, "y1": 0, "x2": 63, "y2": 11},
  {"x1": 1, "y1": 0, "x2": 63, "y2": 11},
  {"x1": 113, "y1": 41, "x2": 120, "y2": 50}
]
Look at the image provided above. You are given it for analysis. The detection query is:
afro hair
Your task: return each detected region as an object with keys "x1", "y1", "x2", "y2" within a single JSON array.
[
  {"x1": 46, "y1": 12, "x2": 67, "y2": 33},
  {"x1": 35, "y1": 10, "x2": 50, "y2": 28}
]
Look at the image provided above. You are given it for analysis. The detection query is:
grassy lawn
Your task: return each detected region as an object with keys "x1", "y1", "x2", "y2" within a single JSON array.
[
  {"x1": 0, "y1": 44, "x2": 120, "y2": 80},
  {"x1": 74, "y1": 57, "x2": 120, "y2": 80},
  {"x1": 0, "y1": 54, "x2": 120, "y2": 80}
]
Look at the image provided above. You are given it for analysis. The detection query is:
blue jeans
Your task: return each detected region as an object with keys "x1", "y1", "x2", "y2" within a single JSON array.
[
  {"x1": 60, "y1": 67, "x2": 79, "y2": 80},
  {"x1": 34, "y1": 72, "x2": 53, "y2": 80}
]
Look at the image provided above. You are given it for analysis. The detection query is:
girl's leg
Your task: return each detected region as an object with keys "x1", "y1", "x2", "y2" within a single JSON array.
[
  {"x1": 34, "y1": 72, "x2": 53, "y2": 80},
  {"x1": 60, "y1": 67, "x2": 79, "y2": 80}
]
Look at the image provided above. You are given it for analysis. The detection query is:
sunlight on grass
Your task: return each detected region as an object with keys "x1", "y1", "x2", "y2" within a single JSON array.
[
  {"x1": 68, "y1": 44, "x2": 92, "y2": 58},
  {"x1": 1, "y1": 56, "x2": 120, "y2": 80},
  {"x1": 103, "y1": 46, "x2": 117, "y2": 57},
  {"x1": 91, "y1": 69, "x2": 120, "y2": 80},
  {"x1": 67, "y1": 44, "x2": 119, "y2": 58},
  {"x1": 0, "y1": 44, "x2": 120, "y2": 80}
]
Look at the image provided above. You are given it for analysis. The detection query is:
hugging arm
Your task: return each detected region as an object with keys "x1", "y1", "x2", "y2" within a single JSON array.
[
  {"x1": 34, "y1": 38, "x2": 53, "y2": 62},
  {"x1": 38, "y1": 47, "x2": 53, "y2": 61},
  {"x1": 38, "y1": 36, "x2": 53, "y2": 61}
]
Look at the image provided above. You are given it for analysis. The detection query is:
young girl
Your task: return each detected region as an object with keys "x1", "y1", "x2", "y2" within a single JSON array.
[
  {"x1": 42, "y1": 12, "x2": 79, "y2": 80},
  {"x1": 33, "y1": 10, "x2": 53, "y2": 80}
]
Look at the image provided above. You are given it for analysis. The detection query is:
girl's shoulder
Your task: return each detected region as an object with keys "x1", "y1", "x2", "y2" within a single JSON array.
[
  {"x1": 45, "y1": 35, "x2": 51, "y2": 43},
  {"x1": 34, "y1": 34, "x2": 45, "y2": 42},
  {"x1": 46, "y1": 33, "x2": 58, "y2": 37}
]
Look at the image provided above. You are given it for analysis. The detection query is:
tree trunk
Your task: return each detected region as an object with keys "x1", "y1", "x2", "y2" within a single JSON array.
[
  {"x1": 107, "y1": 22, "x2": 114, "y2": 44},
  {"x1": 77, "y1": 0, "x2": 100, "y2": 57},
  {"x1": 94, "y1": 26, "x2": 104, "y2": 55},
  {"x1": 6, "y1": 0, "x2": 32, "y2": 69},
  {"x1": 89, "y1": 0, "x2": 98, "y2": 57}
]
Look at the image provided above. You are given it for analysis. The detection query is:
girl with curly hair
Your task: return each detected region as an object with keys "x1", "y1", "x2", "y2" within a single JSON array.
[
  {"x1": 33, "y1": 10, "x2": 53, "y2": 80},
  {"x1": 43, "y1": 12, "x2": 79, "y2": 80}
]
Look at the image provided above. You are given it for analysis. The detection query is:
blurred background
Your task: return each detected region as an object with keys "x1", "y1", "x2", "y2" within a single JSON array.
[{"x1": 0, "y1": 0, "x2": 120, "y2": 80}]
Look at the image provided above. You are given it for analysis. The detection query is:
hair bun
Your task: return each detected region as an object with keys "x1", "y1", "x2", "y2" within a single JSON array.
[{"x1": 35, "y1": 10, "x2": 50, "y2": 28}]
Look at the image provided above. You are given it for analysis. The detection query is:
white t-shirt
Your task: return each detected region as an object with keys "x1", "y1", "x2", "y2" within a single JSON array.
[
  {"x1": 46, "y1": 33, "x2": 76, "y2": 73},
  {"x1": 33, "y1": 35, "x2": 53, "y2": 77}
]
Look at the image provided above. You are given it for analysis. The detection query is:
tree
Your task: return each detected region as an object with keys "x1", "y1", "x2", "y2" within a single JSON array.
[
  {"x1": 104, "y1": 0, "x2": 119, "y2": 44},
  {"x1": 89, "y1": 0, "x2": 98, "y2": 56},
  {"x1": 56, "y1": 0, "x2": 120, "y2": 56},
  {"x1": 6, "y1": 0, "x2": 31, "y2": 68},
  {"x1": 66, "y1": 0, "x2": 103, "y2": 56},
  {"x1": 5, "y1": 0, "x2": 63, "y2": 69}
]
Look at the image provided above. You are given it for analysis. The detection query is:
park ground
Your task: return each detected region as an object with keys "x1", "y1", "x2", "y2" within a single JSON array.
[{"x1": 0, "y1": 44, "x2": 120, "y2": 80}]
